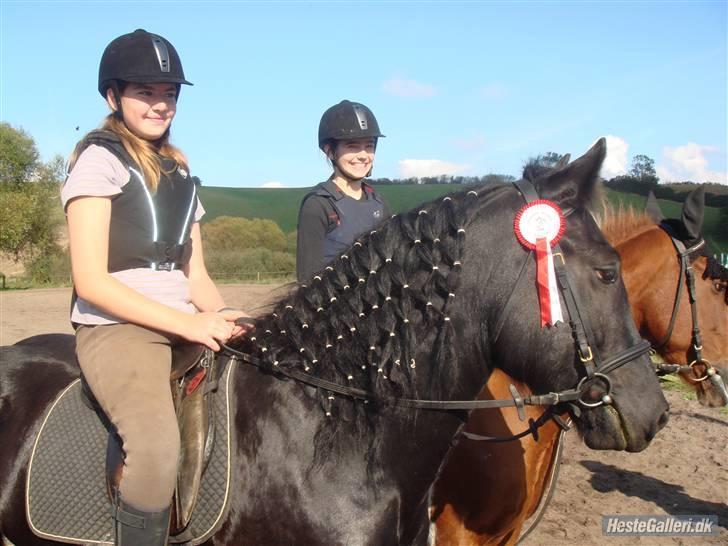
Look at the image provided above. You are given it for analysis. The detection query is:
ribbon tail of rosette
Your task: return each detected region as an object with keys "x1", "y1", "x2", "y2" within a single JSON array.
[
  {"x1": 535, "y1": 237, "x2": 552, "y2": 327},
  {"x1": 545, "y1": 242, "x2": 563, "y2": 325}
]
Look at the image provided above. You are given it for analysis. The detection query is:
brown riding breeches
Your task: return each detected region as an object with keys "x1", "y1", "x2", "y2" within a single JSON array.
[{"x1": 75, "y1": 323, "x2": 181, "y2": 512}]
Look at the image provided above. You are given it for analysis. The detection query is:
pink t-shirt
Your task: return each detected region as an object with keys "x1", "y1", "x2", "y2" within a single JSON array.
[{"x1": 62, "y1": 145, "x2": 205, "y2": 325}]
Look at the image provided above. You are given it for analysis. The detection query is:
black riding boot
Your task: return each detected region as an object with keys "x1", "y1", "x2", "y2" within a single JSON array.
[{"x1": 113, "y1": 497, "x2": 171, "y2": 546}]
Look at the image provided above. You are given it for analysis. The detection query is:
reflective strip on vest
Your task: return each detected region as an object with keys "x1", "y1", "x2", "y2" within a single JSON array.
[
  {"x1": 128, "y1": 166, "x2": 196, "y2": 271},
  {"x1": 129, "y1": 167, "x2": 160, "y2": 269}
]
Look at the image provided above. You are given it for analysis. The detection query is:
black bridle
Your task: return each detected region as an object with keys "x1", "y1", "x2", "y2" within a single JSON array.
[
  {"x1": 220, "y1": 179, "x2": 652, "y2": 440},
  {"x1": 459, "y1": 180, "x2": 652, "y2": 441},
  {"x1": 651, "y1": 228, "x2": 728, "y2": 404}
]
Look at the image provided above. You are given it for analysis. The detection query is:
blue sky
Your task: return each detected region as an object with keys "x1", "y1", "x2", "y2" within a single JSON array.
[{"x1": 2, "y1": 0, "x2": 726, "y2": 187}]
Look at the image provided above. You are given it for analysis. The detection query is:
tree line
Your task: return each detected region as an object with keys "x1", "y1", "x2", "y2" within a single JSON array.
[{"x1": 371, "y1": 152, "x2": 726, "y2": 207}]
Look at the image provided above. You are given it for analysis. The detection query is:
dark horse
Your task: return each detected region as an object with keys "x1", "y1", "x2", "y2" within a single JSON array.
[
  {"x1": 0, "y1": 138, "x2": 669, "y2": 545},
  {"x1": 430, "y1": 187, "x2": 727, "y2": 546}
]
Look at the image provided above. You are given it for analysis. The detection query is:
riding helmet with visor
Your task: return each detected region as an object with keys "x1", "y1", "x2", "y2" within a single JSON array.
[
  {"x1": 98, "y1": 29, "x2": 193, "y2": 99},
  {"x1": 318, "y1": 100, "x2": 385, "y2": 151}
]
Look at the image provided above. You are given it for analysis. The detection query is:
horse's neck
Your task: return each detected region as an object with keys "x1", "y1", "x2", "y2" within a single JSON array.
[
  {"x1": 618, "y1": 227, "x2": 672, "y2": 301},
  {"x1": 617, "y1": 227, "x2": 678, "y2": 345}
]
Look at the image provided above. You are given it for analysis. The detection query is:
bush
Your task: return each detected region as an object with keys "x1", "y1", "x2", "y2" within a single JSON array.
[
  {"x1": 24, "y1": 247, "x2": 71, "y2": 285},
  {"x1": 204, "y1": 247, "x2": 294, "y2": 281},
  {"x1": 201, "y1": 216, "x2": 287, "y2": 253}
]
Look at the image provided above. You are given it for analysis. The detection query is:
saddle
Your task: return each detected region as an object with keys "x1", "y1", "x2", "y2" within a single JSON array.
[{"x1": 82, "y1": 343, "x2": 220, "y2": 535}]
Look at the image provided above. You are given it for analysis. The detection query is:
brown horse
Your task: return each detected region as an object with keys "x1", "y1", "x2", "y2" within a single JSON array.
[
  {"x1": 614, "y1": 193, "x2": 728, "y2": 407},
  {"x1": 430, "y1": 190, "x2": 728, "y2": 546}
]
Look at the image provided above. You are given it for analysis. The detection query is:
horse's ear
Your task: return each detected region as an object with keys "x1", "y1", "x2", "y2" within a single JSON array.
[
  {"x1": 680, "y1": 186, "x2": 705, "y2": 242},
  {"x1": 538, "y1": 138, "x2": 606, "y2": 209},
  {"x1": 645, "y1": 191, "x2": 664, "y2": 223}
]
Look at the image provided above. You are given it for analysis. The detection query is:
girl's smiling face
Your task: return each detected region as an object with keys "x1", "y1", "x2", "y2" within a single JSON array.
[
  {"x1": 328, "y1": 138, "x2": 376, "y2": 180},
  {"x1": 107, "y1": 82, "x2": 177, "y2": 141}
]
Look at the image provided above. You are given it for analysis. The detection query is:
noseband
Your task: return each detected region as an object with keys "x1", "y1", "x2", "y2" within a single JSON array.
[
  {"x1": 651, "y1": 228, "x2": 728, "y2": 403},
  {"x1": 221, "y1": 180, "x2": 652, "y2": 442}
]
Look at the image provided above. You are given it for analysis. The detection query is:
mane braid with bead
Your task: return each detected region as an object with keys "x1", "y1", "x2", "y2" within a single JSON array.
[{"x1": 232, "y1": 186, "x2": 511, "y2": 429}]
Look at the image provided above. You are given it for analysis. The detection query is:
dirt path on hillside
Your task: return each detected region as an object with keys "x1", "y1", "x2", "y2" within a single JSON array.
[{"x1": 1, "y1": 285, "x2": 725, "y2": 545}]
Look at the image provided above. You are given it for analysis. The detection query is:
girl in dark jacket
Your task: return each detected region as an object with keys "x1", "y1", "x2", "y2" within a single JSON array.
[{"x1": 296, "y1": 100, "x2": 390, "y2": 281}]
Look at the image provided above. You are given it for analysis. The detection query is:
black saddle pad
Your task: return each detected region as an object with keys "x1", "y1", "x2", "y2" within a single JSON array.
[{"x1": 26, "y1": 361, "x2": 237, "y2": 545}]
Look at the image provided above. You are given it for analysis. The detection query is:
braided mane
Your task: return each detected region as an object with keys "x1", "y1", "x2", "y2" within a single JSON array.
[{"x1": 233, "y1": 185, "x2": 512, "y2": 416}]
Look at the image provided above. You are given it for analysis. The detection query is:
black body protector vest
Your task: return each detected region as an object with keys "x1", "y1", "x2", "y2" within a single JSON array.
[
  {"x1": 313, "y1": 181, "x2": 386, "y2": 262},
  {"x1": 77, "y1": 131, "x2": 199, "y2": 272}
]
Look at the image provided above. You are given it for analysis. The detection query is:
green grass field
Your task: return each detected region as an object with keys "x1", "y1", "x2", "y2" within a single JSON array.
[
  {"x1": 198, "y1": 184, "x2": 460, "y2": 234},
  {"x1": 199, "y1": 184, "x2": 727, "y2": 253}
]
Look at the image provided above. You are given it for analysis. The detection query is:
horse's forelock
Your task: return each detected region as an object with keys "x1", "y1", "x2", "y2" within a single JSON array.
[{"x1": 522, "y1": 159, "x2": 604, "y2": 214}]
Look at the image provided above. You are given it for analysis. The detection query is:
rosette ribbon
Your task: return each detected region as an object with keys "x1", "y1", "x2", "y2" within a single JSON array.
[{"x1": 514, "y1": 200, "x2": 566, "y2": 327}]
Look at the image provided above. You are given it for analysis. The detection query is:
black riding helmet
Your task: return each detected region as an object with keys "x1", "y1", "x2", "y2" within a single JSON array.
[
  {"x1": 98, "y1": 29, "x2": 192, "y2": 99},
  {"x1": 318, "y1": 100, "x2": 385, "y2": 151}
]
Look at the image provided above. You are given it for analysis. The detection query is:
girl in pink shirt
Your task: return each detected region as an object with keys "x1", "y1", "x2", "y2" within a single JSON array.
[{"x1": 63, "y1": 29, "x2": 250, "y2": 546}]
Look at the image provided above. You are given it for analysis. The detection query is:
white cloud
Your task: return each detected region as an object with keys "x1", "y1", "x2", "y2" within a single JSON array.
[
  {"x1": 382, "y1": 77, "x2": 436, "y2": 98},
  {"x1": 600, "y1": 135, "x2": 629, "y2": 179},
  {"x1": 657, "y1": 143, "x2": 727, "y2": 185},
  {"x1": 398, "y1": 159, "x2": 470, "y2": 178},
  {"x1": 261, "y1": 181, "x2": 285, "y2": 188},
  {"x1": 478, "y1": 83, "x2": 509, "y2": 100}
]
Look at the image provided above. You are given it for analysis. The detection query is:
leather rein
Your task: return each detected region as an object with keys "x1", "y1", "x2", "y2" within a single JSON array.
[{"x1": 220, "y1": 179, "x2": 652, "y2": 440}]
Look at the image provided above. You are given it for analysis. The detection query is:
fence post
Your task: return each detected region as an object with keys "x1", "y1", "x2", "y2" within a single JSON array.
[{"x1": 257, "y1": 272, "x2": 260, "y2": 282}]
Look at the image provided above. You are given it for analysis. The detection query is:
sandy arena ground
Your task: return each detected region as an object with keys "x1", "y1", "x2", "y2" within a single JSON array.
[{"x1": 1, "y1": 285, "x2": 726, "y2": 545}]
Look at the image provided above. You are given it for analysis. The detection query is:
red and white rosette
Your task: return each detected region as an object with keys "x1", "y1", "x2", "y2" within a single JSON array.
[{"x1": 514, "y1": 200, "x2": 566, "y2": 327}]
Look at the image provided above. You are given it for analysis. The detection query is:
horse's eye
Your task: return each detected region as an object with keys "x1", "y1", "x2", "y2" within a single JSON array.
[
  {"x1": 596, "y1": 268, "x2": 618, "y2": 284},
  {"x1": 713, "y1": 281, "x2": 726, "y2": 293}
]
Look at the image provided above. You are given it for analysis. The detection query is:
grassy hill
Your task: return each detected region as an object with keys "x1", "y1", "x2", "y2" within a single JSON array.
[
  {"x1": 199, "y1": 184, "x2": 727, "y2": 253},
  {"x1": 198, "y1": 185, "x2": 460, "y2": 234}
]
